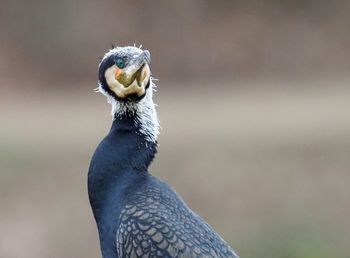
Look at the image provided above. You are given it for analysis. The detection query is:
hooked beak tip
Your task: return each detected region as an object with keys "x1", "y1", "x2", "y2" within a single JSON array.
[{"x1": 142, "y1": 50, "x2": 151, "y2": 64}]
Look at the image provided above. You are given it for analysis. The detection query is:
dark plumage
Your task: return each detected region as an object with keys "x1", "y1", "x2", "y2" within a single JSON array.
[{"x1": 88, "y1": 46, "x2": 239, "y2": 258}]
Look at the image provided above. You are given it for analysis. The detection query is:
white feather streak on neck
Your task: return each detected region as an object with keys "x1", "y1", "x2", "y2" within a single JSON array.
[{"x1": 98, "y1": 81, "x2": 160, "y2": 143}]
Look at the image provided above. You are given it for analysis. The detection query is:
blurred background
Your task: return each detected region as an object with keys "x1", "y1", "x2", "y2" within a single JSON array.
[{"x1": 1, "y1": 1, "x2": 349, "y2": 257}]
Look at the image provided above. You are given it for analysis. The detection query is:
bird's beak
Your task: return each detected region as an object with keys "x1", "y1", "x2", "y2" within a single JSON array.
[{"x1": 105, "y1": 50, "x2": 151, "y2": 99}]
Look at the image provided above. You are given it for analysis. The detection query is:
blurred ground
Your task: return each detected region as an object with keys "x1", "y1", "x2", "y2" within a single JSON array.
[{"x1": 1, "y1": 79, "x2": 349, "y2": 258}]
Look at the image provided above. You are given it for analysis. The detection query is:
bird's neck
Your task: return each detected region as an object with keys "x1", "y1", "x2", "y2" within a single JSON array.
[
  {"x1": 109, "y1": 114, "x2": 159, "y2": 170},
  {"x1": 111, "y1": 90, "x2": 159, "y2": 143},
  {"x1": 88, "y1": 112, "x2": 158, "y2": 218},
  {"x1": 114, "y1": 112, "x2": 158, "y2": 168},
  {"x1": 88, "y1": 114, "x2": 158, "y2": 257}
]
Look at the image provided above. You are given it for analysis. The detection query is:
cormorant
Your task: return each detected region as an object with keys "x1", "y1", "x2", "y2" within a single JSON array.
[{"x1": 88, "y1": 46, "x2": 239, "y2": 258}]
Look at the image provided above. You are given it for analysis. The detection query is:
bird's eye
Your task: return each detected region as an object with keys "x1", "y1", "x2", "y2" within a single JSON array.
[{"x1": 115, "y1": 58, "x2": 126, "y2": 69}]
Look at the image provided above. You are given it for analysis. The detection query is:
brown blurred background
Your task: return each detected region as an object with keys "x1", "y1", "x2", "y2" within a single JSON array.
[{"x1": 1, "y1": 1, "x2": 350, "y2": 257}]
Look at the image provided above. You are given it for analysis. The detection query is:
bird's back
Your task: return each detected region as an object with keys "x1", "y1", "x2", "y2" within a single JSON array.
[{"x1": 116, "y1": 176, "x2": 239, "y2": 258}]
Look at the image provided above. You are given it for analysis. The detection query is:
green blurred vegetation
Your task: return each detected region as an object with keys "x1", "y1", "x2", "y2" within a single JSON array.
[{"x1": 241, "y1": 221, "x2": 349, "y2": 258}]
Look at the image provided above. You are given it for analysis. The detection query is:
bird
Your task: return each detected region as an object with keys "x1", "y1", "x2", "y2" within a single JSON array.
[{"x1": 88, "y1": 45, "x2": 239, "y2": 258}]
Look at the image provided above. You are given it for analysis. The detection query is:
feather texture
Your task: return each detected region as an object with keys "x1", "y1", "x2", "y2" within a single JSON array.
[{"x1": 116, "y1": 187, "x2": 238, "y2": 258}]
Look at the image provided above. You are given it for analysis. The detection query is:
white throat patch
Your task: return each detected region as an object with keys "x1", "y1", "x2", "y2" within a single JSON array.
[{"x1": 97, "y1": 79, "x2": 160, "y2": 143}]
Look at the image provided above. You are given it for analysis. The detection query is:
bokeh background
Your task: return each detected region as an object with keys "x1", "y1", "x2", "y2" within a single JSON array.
[{"x1": 1, "y1": 1, "x2": 350, "y2": 257}]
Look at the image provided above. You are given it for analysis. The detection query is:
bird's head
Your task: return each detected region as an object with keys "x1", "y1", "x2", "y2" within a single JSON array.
[
  {"x1": 98, "y1": 46, "x2": 152, "y2": 102},
  {"x1": 97, "y1": 46, "x2": 159, "y2": 141}
]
